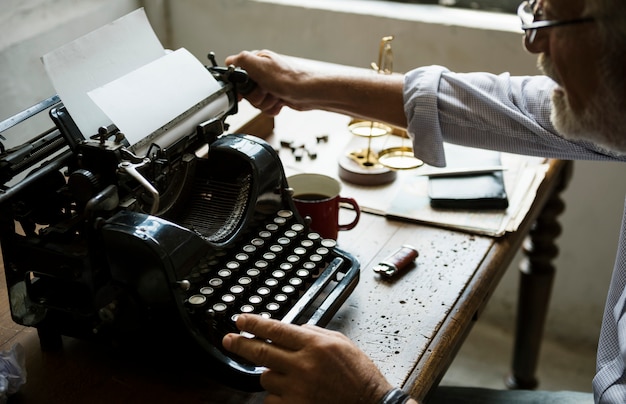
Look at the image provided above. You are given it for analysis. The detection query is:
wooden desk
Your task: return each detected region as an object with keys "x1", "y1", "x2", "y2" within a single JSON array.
[{"x1": 0, "y1": 109, "x2": 570, "y2": 403}]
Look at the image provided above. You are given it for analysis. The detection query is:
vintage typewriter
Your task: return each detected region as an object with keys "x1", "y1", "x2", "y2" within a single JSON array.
[{"x1": 0, "y1": 56, "x2": 359, "y2": 390}]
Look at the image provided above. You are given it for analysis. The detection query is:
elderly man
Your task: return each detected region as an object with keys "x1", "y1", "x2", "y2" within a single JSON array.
[{"x1": 221, "y1": 0, "x2": 626, "y2": 402}]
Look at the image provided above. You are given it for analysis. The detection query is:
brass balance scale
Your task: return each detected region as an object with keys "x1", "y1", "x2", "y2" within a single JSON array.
[{"x1": 338, "y1": 36, "x2": 423, "y2": 185}]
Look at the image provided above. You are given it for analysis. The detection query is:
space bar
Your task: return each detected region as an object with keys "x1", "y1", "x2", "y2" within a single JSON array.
[{"x1": 280, "y1": 257, "x2": 344, "y2": 324}]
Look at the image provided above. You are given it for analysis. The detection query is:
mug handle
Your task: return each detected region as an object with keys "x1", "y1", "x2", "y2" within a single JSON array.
[{"x1": 338, "y1": 197, "x2": 361, "y2": 231}]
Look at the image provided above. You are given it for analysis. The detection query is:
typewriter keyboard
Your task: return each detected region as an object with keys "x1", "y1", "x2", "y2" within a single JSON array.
[{"x1": 180, "y1": 209, "x2": 356, "y2": 343}]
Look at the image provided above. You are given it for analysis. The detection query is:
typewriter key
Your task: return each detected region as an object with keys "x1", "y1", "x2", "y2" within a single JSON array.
[
  {"x1": 259, "y1": 312, "x2": 271, "y2": 319},
  {"x1": 270, "y1": 244, "x2": 284, "y2": 254},
  {"x1": 277, "y1": 210, "x2": 294, "y2": 219},
  {"x1": 280, "y1": 262, "x2": 293, "y2": 272},
  {"x1": 281, "y1": 285, "x2": 296, "y2": 296},
  {"x1": 288, "y1": 277, "x2": 304, "y2": 288},
  {"x1": 284, "y1": 230, "x2": 298, "y2": 239},
  {"x1": 309, "y1": 254, "x2": 323, "y2": 264},
  {"x1": 300, "y1": 239, "x2": 314, "y2": 249},
  {"x1": 242, "y1": 244, "x2": 257, "y2": 254},
  {"x1": 230, "y1": 285, "x2": 245, "y2": 296},
  {"x1": 286, "y1": 255, "x2": 300, "y2": 264},
  {"x1": 240, "y1": 305, "x2": 255, "y2": 314},
  {"x1": 274, "y1": 216, "x2": 287, "y2": 226},
  {"x1": 264, "y1": 278, "x2": 279, "y2": 288},
  {"x1": 274, "y1": 293, "x2": 288, "y2": 303},
  {"x1": 266, "y1": 302, "x2": 281, "y2": 313},
  {"x1": 245, "y1": 268, "x2": 261, "y2": 279},
  {"x1": 296, "y1": 269, "x2": 310, "y2": 279},
  {"x1": 307, "y1": 232, "x2": 321, "y2": 241},
  {"x1": 254, "y1": 260, "x2": 269, "y2": 270},
  {"x1": 293, "y1": 247, "x2": 307, "y2": 256},
  {"x1": 302, "y1": 262, "x2": 316, "y2": 270},
  {"x1": 221, "y1": 294, "x2": 236, "y2": 304},
  {"x1": 276, "y1": 209, "x2": 291, "y2": 218},
  {"x1": 200, "y1": 286, "x2": 215, "y2": 297},
  {"x1": 188, "y1": 294, "x2": 207, "y2": 306},
  {"x1": 291, "y1": 223, "x2": 305, "y2": 233},
  {"x1": 266, "y1": 223, "x2": 279, "y2": 232},
  {"x1": 248, "y1": 295, "x2": 263, "y2": 306},
  {"x1": 316, "y1": 247, "x2": 330, "y2": 256},
  {"x1": 321, "y1": 239, "x2": 337, "y2": 248},
  {"x1": 209, "y1": 278, "x2": 223, "y2": 288},
  {"x1": 235, "y1": 253, "x2": 249, "y2": 263},
  {"x1": 259, "y1": 230, "x2": 272, "y2": 239},
  {"x1": 238, "y1": 276, "x2": 253, "y2": 287},
  {"x1": 271, "y1": 270, "x2": 286, "y2": 280},
  {"x1": 226, "y1": 261, "x2": 240, "y2": 270},
  {"x1": 251, "y1": 237, "x2": 265, "y2": 247},
  {"x1": 277, "y1": 237, "x2": 291, "y2": 246},
  {"x1": 218, "y1": 269, "x2": 232, "y2": 279},
  {"x1": 257, "y1": 286, "x2": 271, "y2": 297},
  {"x1": 263, "y1": 252, "x2": 277, "y2": 262},
  {"x1": 212, "y1": 302, "x2": 228, "y2": 314}
]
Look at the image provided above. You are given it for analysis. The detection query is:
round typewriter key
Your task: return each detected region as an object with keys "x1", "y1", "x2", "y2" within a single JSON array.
[
  {"x1": 269, "y1": 244, "x2": 283, "y2": 254},
  {"x1": 266, "y1": 223, "x2": 279, "y2": 232},
  {"x1": 271, "y1": 270, "x2": 286, "y2": 280},
  {"x1": 221, "y1": 294, "x2": 236, "y2": 304},
  {"x1": 235, "y1": 253, "x2": 249, "y2": 263},
  {"x1": 259, "y1": 312, "x2": 271, "y2": 319},
  {"x1": 199, "y1": 286, "x2": 215, "y2": 297},
  {"x1": 266, "y1": 302, "x2": 281, "y2": 313},
  {"x1": 281, "y1": 284, "x2": 296, "y2": 296},
  {"x1": 240, "y1": 304, "x2": 255, "y2": 314},
  {"x1": 280, "y1": 262, "x2": 293, "y2": 272},
  {"x1": 277, "y1": 210, "x2": 294, "y2": 219},
  {"x1": 218, "y1": 269, "x2": 232, "y2": 279},
  {"x1": 188, "y1": 294, "x2": 207, "y2": 306},
  {"x1": 308, "y1": 232, "x2": 321, "y2": 241},
  {"x1": 302, "y1": 261, "x2": 317, "y2": 270},
  {"x1": 246, "y1": 268, "x2": 261, "y2": 279},
  {"x1": 321, "y1": 239, "x2": 337, "y2": 248},
  {"x1": 274, "y1": 216, "x2": 287, "y2": 226},
  {"x1": 286, "y1": 255, "x2": 300, "y2": 265},
  {"x1": 237, "y1": 277, "x2": 252, "y2": 289},
  {"x1": 296, "y1": 269, "x2": 310, "y2": 279},
  {"x1": 251, "y1": 237, "x2": 265, "y2": 247},
  {"x1": 274, "y1": 293, "x2": 288, "y2": 303},
  {"x1": 309, "y1": 254, "x2": 323, "y2": 264},
  {"x1": 242, "y1": 244, "x2": 256, "y2": 254},
  {"x1": 226, "y1": 261, "x2": 240, "y2": 270},
  {"x1": 277, "y1": 237, "x2": 291, "y2": 246},
  {"x1": 284, "y1": 230, "x2": 298, "y2": 239},
  {"x1": 209, "y1": 278, "x2": 223, "y2": 288},
  {"x1": 316, "y1": 247, "x2": 330, "y2": 256},
  {"x1": 248, "y1": 295, "x2": 263, "y2": 306},
  {"x1": 257, "y1": 286, "x2": 271, "y2": 297},
  {"x1": 289, "y1": 277, "x2": 304, "y2": 288},
  {"x1": 263, "y1": 252, "x2": 277, "y2": 262},
  {"x1": 300, "y1": 239, "x2": 314, "y2": 249},
  {"x1": 212, "y1": 302, "x2": 228, "y2": 314},
  {"x1": 264, "y1": 278, "x2": 279, "y2": 288},
  {"x1": 259, "y1": 230, "x2": 272, "y2": 239},
  {"x1": 291, "y1": 223, "x2": 305, "y2": 233},
  {"x1": 254, "y1": 260, "x2": 269, "y2": 270},
  {"x1": 230, "y1": 285, "x2": 245, "y2": 296},
  {"x1": 293, "y1": 247, "x2": 307, "y2": 256}
]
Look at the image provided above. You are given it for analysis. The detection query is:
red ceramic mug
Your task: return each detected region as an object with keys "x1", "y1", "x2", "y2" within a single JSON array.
[{"x1": 288, "y1": 173, "x2": 360, "y2": 240}]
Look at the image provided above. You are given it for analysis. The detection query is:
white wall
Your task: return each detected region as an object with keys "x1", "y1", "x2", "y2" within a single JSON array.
[{"x1": 1, "y1": 0, "x2": 623, "y2": 350}]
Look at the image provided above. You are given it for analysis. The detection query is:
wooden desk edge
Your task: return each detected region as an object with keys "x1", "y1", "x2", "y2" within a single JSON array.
[{"x1": 403, "y1": 159, "x2": 572, "y2": 401}]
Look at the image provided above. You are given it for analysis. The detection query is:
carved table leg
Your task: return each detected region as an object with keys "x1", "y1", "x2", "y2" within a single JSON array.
[{"x1": 506, "y1": 161, "x2": 573, "y2": 390}]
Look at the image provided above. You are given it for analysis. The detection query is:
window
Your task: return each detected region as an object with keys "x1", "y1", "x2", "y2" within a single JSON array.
[{"x1": 390, "y1": 0, "x2": 519, "y2": 13}]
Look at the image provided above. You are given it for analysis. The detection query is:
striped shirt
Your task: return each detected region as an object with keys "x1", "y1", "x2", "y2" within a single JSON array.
[{"x1": 403, "y1": 65, "x2": 626, "y2": 403}]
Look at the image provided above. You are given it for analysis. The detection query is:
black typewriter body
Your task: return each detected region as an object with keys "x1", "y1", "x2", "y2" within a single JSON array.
[{"x1": 0, "y1": 64, "x2": 359, "y2": 391}]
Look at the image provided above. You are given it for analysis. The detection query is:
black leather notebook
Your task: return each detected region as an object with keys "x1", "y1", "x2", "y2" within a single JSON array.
[{"x1": 428, "y1": 145, "x2": 509, "y2": 210}]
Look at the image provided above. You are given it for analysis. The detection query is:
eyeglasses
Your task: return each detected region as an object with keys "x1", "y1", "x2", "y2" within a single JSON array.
[{"x1": 518, "y1": 0, "x2": 595, "y2": 44}]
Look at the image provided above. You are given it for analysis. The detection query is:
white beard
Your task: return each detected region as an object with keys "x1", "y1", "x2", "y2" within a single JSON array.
[{"x1": 538, "y1": 54, "x2": 626, "y2": 154}]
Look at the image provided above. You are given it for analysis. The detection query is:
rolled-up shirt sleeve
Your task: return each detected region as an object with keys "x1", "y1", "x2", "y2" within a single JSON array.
[{"x1": 403, "y1": 65, "x2": 624, "y2": 166}]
